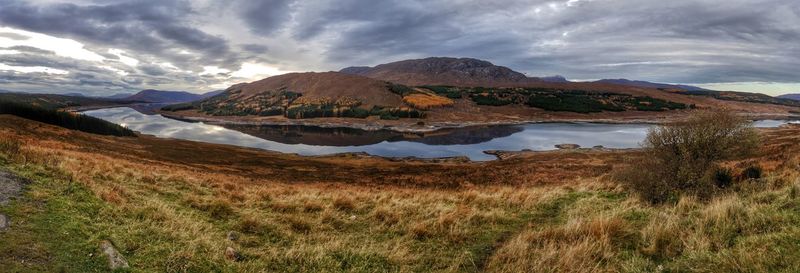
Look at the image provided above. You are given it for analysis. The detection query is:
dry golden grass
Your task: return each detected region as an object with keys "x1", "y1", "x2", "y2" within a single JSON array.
[
  {"x1": 2, "y1": 116, "x2": 800, "y2": 272},
  {"x1": 402, "y1": 93, "x2": 454, "y2": 110}
]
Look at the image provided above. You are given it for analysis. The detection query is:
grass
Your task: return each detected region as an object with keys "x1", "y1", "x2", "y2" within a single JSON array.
[
  {"x1": 1, "y1": 117, "x2": 800, "y2": 272},
  {"x1": 402, "y1": 93, "x2": 454, "y2": 110}
]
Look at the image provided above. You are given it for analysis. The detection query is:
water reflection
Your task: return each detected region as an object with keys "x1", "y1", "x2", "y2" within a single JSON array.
[
  {"x1": 222, "y1": 124, "x2": 524, "y2": 146},
  {"x1": 84, "y1": 107, "x2": 796, "y2": 161}
]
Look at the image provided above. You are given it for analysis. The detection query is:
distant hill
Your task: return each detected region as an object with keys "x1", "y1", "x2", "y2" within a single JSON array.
[
  {"x1": 167, "y1": 72, "x2": 422, "y2": 119},
  {"x1": 540, "y1": 75, "x2": 570, "y2": 83},
  {"x1": 683, "y1": 90, "x2": 800, "y2": 107},
  {"x1": 594, "y1": 79, "x2": 707, "y2": 91},
  {"x1": 339, "y1": 57, "x2": 538, "y2": 87},
  {"x1": 105, "y1": 93, "x2": 135, "y2": 99},
  {"x1": 778, "y1": 94, "x2": 800, "y2": 101},
  {"x1": 0, "y1": 92, "x2": 133, "y2": 110},
  {"x1": 124, "y1": 89, "x2": 222, "y2": 103}
]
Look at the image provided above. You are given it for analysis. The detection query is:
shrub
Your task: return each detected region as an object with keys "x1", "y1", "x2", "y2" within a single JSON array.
[
  {"x1": 471, "y1": 94, "x2": 513, "y2": 106},
  {"x1": 0, "y1": 139, "x2": 22, "y2": 157},
  {"x1": 161, "y1": 103, "x2": 194, "y2": 112},
  {"x1": 705, "y1": 166, "x2": 734, "y2": 188},
  {"x1": 387, "y1": 83, "x2": 413, "y2": 96},
  {"x1": 740, "y1": 165, "x2": 763, "y2": 180},
  {"x1": 619, "y1": 110, "x2": 760, "y2": 203}
]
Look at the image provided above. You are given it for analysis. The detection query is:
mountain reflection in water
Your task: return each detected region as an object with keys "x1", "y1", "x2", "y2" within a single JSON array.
[
  {"x1": 221, "y1": 124, "x2": 524, "y2": 147},
  {"x1": 84, "y1": 107, "x2": 796, "y2": 161}
]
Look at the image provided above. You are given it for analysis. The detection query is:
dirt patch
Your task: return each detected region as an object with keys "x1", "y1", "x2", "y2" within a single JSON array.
[{"x1": 0, "y1": 170, "x2": 29, "y2": 206}]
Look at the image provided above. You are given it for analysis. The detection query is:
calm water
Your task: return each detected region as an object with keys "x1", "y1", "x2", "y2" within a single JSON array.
[{"x1": 84, "y1": 107, "x2": 797, "y2": 161}]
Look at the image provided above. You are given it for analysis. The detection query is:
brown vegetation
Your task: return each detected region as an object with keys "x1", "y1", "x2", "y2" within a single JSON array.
[
  {"x1": 1, "y1": 114, "x2": 800, "y2": 272},
  {"x1": 402, "y1": 93, "x2": 455, "y2": 110},
  {"x1": 618, "y1": 110, "x2": 760, "y2": 203}
]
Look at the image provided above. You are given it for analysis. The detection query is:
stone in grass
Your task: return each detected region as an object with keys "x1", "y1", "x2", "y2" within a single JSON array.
[
  {"x1": 0, "y1": 214, "x2": 8, "y2": 230},
  {"x1": 227, "y1": 231, "x2": 239, "y2": 241},
  {"x1": 100, "y1": 240, "x2": 129, "y2": 270},
  {"x1": 225, "y1": 247, "x2": 241, "y2": 261}
]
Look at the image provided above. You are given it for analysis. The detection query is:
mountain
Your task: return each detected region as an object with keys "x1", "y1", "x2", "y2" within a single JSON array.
[
  {"x1": 339, "y1": 57, "x2": 537, "y2": 87},
  {"x1": 200, "y1": 90, "x2": 225, "y2": 98},
  {"x1": 593, "y1": 79, "x2": 707, "y2": 91},
  {"x1": 778, "y1": 94, "x2": 800, "y2": 101},
  {"x1": 540, "y1": 75, "x2": 570, "y2": 83},
  {"x1": 105, "y1": 93, "x2": 135, "y2": 99},
  {"x1": 124, "y1": 89, "x2": 222, "y2": 103},
  {"x1": 169, "y1": 72, "x2": 414, "y2": 118},
  {"x1": 221, "y1": 72, "x2": 402, "y2": 107},
  {"x1": 63, "y1": 92, "x2": 85, "y2": 97}
]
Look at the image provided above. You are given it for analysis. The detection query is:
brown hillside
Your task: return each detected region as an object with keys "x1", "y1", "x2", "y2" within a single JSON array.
[
  {"x1": 340, "y1": 57, "x2": 538, "y2": 87},
  {"x1": 340, "y1": 57, "x2": 796, "y2": 112},
  {"x1": 230, "y1": 72, "x2": 403, "y2": 108}
]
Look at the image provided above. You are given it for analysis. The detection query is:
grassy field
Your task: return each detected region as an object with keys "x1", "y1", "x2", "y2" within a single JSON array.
[{"x1": 1, "y1": 114, "x2": 799, "y2": 272}]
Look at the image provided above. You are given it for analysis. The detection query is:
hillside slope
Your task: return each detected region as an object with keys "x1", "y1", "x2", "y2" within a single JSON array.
[
  {"x1": 125, "y1": 90, "x2": 222, "y2": 103},
  {"x1": 778, "y1": 93, "x2": 800, "y2": 101},
  {"x1": 594, "y1": 79, "x2": 707, "y2": 91},
  {"x1": 340, "y1": 57, "x2": 537, "y2": 87},
  {"x1": 231, "y1": 72, "x2": 403, "y2": 107},
  {"x1": 169, "y1": 72, "x2": 424, "y2": 119}
]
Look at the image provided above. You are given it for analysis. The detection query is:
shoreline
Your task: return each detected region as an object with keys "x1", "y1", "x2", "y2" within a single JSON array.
[
  {"x1": 71, "y1": 104, "x2": 798, "y2": 133},
  {"x1": 69, "y1": 106, "x2": 799, "y2": 162},
  {"x1": 157, "y1": 110, "x2": 798, "y2": 133}
]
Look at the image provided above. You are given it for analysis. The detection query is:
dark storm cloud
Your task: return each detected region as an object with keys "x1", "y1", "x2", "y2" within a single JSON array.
[{"x1": 240, "y1": 0, "x2": 295, "y2": 35}]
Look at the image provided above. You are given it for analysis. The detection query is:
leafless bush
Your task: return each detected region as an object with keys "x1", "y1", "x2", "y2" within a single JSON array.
[{"x1": 619, "y1": 110, "x2": 759, "y2": 203}]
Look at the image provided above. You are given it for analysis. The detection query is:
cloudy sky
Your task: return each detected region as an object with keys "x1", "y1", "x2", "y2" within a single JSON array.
[{"x1": 0, "y1": 0, "x2": 798, "y2": 96}]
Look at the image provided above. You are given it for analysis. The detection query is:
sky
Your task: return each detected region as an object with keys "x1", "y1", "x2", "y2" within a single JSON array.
[{"x1": 0, "y1": 0, "x2": 798, "y2": 96}]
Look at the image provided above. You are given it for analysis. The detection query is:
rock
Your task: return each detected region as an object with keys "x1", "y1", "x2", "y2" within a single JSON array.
[
  {"x1": 0, "y1": 171, "x2": 30, "y2": 206},
  {"x1": 0, "y1": 214, "x2": 8, "y2": 230},
  {"x1": 349, "y1": 215, "x2": 357, "y2": 220},
  {"x1": 226, "y1": 231, "x2": 239, "y2": 241},
  {"x1": 225, "y1": 247, "x2": 241, "y2": 261},
  {"x1": 555, "y1": 144, "x2": 581, "y2": 150},
  {"x1": 100, "y1": 240, "x2": 129, "y2": 269}
]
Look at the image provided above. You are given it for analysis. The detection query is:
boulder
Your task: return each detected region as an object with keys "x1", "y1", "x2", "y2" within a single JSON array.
[{"x1": 100, "y1": 240, "x2": 129, "y2": 269}]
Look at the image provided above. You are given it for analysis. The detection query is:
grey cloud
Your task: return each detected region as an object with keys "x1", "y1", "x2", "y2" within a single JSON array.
[
  {"x1": 1, "y1": 0, "x2": 799, "y2": 95},
  {"x1": 138, "y1": 64, "x2": 169, "y2": 76},
  {"x1": 0, "y1": 31, "x2": 28, "y2": 40},
  {"x1": 0, "y1": 0, "x2": 239, "y2": 71},
  {"x1": 240, "y1": 0, "x2": 295, "y2": 35},
  {"x1": 241, "y1": 44, "x2": 269, "y2": 54}
]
